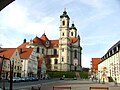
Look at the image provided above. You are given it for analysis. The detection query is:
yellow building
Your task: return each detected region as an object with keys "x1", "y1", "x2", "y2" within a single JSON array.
[{"x1": 0, "y1": 48, "x2": 22, "y2": 79}]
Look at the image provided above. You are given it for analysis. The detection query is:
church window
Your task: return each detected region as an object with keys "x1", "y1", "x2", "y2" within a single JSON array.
[
  {"x1": 62, "y1": 21, "x2": 65, "y2": 25},
  {"x1": 62, "y1": 57, "x2": 64, "y2": 62},
  {"x1": 36, "y1": 47, "x2": 40, "y2": 53},
  {"x1": 54, "y1": 59, "x2": 58, "y2": 64},
  {"x1": 62, "y1": 48, "x2": 64, "y2": 52},
  {"x1": 54, "y1": 49, "x2": 57, "y2": 55},
  {"x1": 71, "y1": 32, "x2": 73, "y2": 36},
  {"x1": 62, "y1": 32, "x2": 64, "y2": 36},
  {"x1": 74, "y1": 50, "x2": 77, "y2": 58}
]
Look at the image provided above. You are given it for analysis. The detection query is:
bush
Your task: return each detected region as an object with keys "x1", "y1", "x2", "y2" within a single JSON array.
[
  {"x1": 47, "y1": 71, "x2": 76, "y2": 78},
  {"x1": 79, "y1": 72, "x2": 88, "y2": 79}
]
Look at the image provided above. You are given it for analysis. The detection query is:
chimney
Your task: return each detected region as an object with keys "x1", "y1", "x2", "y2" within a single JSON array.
[
  {"x1": 0, "y1": 47, "x2": 2, "y2": 52},
  {"x1": 23, "y1": 39, "x2": 26, "y2": 43}
]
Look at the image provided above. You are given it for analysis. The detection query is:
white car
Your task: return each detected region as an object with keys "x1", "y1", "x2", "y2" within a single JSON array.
[{"x1": 8, "y1": 77, "x2": 21, "y2": 82}]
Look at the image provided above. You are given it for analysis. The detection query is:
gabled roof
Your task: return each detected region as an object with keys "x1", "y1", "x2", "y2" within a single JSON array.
[
  {"x1": 70, "y1": 38, "x2": 78, "y2": 44},
  {"x1": 0, "y1": 48, "x2": 16, "y2": 59},
  {"x1": 18, "y1": 48, "x2": 33, "y2": 59},
  {"x1": 33, "y1": 36, "x2": 43, "y2": 45},
  {"x1": 40, "y1": 33, "x2": 49, "y2": 41},
  {"x1": 18, "y1": 42, "x2": 29, "y2": 48}
]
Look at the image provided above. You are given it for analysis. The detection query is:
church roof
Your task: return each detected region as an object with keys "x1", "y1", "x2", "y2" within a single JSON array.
[
  {"x1": 60, "y1": 10, "x2": 70, "y2": 19},
  {"x1": 70, "y1": 23, "x2": 77, "y2": 30},
  {"x1": 33, "y1": 36, "x2": 43, "y2": 45},
  {"x1": 40, "y1": 33, "x2": 49, "y2": 41},
  {"x1": 50, "y1": 40, "x2": 59, "y2": 47},
  {"x1": 70, "y1": 38, "x2": 78, "y2": 44}
]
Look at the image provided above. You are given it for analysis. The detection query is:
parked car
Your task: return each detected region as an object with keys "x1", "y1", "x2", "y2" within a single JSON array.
[
  {"x1": 8, "y1": 77, "x2": 21, "y2": 82},
  {"x1": 73, "y1": 77, "x2": 77, "y2": 80},
  {"x1": 21, "y1": 77, "x2": 28, "y2": 82}
]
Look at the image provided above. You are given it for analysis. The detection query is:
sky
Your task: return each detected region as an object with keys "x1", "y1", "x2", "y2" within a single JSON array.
[{"x1": 0, "y1": 0, "x2": 120, "y2": 68}]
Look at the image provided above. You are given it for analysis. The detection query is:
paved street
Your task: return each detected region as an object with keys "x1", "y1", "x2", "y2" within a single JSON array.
[
  {"x1": 1, "y1": 79, "x2": 120, "y2": 90},
  {"x1": 17, "y1": 79, "x2": 120, "y2": 90}
]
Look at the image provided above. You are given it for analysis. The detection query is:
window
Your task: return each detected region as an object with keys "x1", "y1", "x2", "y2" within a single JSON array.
[
  {"x1": 71, "y1": 32, "x2": 73, "y2": 36},
  {"x1": 54, "y1": 59, "x2": 58, "y2": 64},
  {"x1": 62, "y1": 21, "x2": 65, "y2": 25},
  {"x1": 62, "y1": 33, "x2": 64, "y2": 36},
  {"x1": 62, "y1": 48, "x2": 64, "y2": 52},
  {"x1": 42, "y1": 48, "x2": 44, "y2": 54},
  {"x1": 16, "y1": 52, "x2": 17, "y2": 56},
  {"x1": 54, "y1": 49, "x2": 57, "y2": 55},
  {"x1": 36, "y1": 47, "x2": 40, "y2": 53},
  {"x1": 74, "y1": 50, "x2": 77, "y2": 58},
  {"x1": 62, "y1": 57, "x2": 64, "y2": 62}
]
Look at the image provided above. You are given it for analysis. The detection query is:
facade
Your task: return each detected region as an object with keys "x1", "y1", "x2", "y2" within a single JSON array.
[
  {"x1": 38, "y1": 57, "x2": 46, "y2": 79},
  {"x1": 98, "y1": 40, "x2": 120, "y2": 83},
  {"x1": 90, "y1": 58, "x2": 101, "y2": 80},
  {"x1": 18, "y1": 10, "x2": 82, "y2": 71},
  {"x1": 18, "y1": 48, "x2": 38, "y2": 77},
  {"x1": 0, "y1": 48, "x2": 22, "y2": 79}
]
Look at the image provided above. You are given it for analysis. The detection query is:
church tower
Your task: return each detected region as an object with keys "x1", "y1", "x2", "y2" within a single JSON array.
[
  {"x1": 59, "y1": 9, "x2": 70, "y2": 71},
  {"x1": 69, "y1": 22, "x2": 77, "y2": 38}
]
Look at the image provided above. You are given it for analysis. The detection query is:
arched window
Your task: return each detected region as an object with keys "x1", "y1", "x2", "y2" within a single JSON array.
[
  {"x1": 54, "y1": 59, "x2": 58, "y2": 64},
  {"x1": 62, "y1": 21, "x2": 65, "y2": 25},
  {"x1": 54, "y1": 49, "x2": 57, "y2": 55},
  {"x1": 74, "y1": 50, "x2": 77, "y2": 58},
  {"x1": 62, "y1": 32, "x2": 64, "y2": 36},
  {"x1": 62, "y1": 57, "x2": 64, "y2": 62},
  {"x1": 36, "y1": 47, "x2": 40, "y2": 53},
  {"x1": 71, "y1": 32, "x2": 73, "y2": 36}
]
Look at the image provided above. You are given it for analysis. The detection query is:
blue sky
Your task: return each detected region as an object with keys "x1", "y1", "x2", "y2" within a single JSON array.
[{"x1": 0, "y1": 0, "x2": 120, "y2": 68}]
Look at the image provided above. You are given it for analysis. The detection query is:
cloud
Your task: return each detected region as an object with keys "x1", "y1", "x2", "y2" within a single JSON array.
[{"x1": 80, "y1": 0, "x2": 104, "y2": 9}]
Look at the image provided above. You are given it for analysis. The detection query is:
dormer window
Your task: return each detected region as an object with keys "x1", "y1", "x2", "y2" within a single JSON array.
[{"x1": 62, "y1": 21, "x2": 65, "y2": 25}]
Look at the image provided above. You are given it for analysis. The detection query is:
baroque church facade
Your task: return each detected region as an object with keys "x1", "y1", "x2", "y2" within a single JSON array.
[{"x1": 19, "y1": 10, "x2": 82, "y2": 71}]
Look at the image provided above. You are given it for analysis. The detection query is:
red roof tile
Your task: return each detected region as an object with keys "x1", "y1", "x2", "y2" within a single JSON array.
[
  {"x1": 0, "y1": 48, "x2": 16, "y2": 59},
  {"x1": 33, "y1": 36, "x2": 43, "y2": 45},
  {"x1": 40, "y1": 33, "x2": 49, "y2": 41},
  {"x1": 50, "y1": 40, "x2": 59, "y2": 47},
  {"x1": 70, "y1": 38, "x2": 78, "y2": 44},
  {"x1": 18, "y1": 48, "x2": 33, "y2": 59},
  {"x1": 18, "y1": 42, "x2": 29, "y2": 48}
]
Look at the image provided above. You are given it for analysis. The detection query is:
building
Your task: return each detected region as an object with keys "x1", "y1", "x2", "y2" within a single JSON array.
[
  {"x1": 18, "y1": 9, "x2": 82, "y2": 71},
  {"x1": 18, "y1": 48, "x2": 38, "y2": 77},
  {"x1": 98, "y1": 40, "x2": 120, "y2": 83},
  {"x1": 0, "y1": 48, "x2": 22, "y2": 79},
  {"x1": 91, "y1": 58, "x2": 101, "y2": 74},
  {"x1": 90, "y1": 58, "x2": 101, "y2": 80}
]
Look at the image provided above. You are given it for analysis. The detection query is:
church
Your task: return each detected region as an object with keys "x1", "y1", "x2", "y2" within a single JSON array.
[{"x1": 19, "y1": 9, "x2": 82, "y2": 71}]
